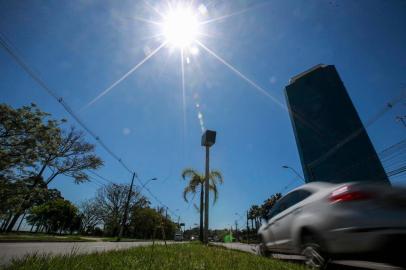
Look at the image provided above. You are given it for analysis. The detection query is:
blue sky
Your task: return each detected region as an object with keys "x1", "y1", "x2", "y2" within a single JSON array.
[{"x1": 1, "y1": 0, "x2": 405, "y2": 229}]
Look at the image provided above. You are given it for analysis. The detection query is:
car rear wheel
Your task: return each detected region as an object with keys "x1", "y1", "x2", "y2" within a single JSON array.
[
  {"x1": 258, "y1": 242, "x2": 270, "y2": 257},
  {"x1": 257, "y1": 238, "x2": 272, "y2": 257},
  {"x1": 301, "y1": 235, "x2": 328, "y2": 269}
]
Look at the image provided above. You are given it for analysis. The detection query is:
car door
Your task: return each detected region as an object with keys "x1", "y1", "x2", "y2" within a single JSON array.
[{"x1": 267, "y1": 190, "x2": 312, "y2": 252}]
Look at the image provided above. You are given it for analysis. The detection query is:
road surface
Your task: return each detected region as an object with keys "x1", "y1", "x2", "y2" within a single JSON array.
[
  {"x1": 212, "y1": 242, "x2": 404, "y2": 270},
  {"x1": 0, "y1": 241, "x2": 173, "y2": 266}
]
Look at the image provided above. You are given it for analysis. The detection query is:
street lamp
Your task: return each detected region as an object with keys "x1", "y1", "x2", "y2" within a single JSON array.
[
  {"x1": 140, "y1": 177, "x2": 158, "y2": 191},
  {"x1": 282, "y1": 165, "x2": 305, "y2": 182},
  {"x1": 201, "y1": 130, "x2": 216, "y2": 244}
]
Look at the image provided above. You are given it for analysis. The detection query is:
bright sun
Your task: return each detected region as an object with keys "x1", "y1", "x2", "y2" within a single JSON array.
[{"x1": 162, "y1": 7, "x2": 199, "y2": 48}]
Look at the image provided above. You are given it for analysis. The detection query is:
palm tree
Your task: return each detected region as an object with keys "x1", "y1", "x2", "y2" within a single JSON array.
[{"x1": 181, "y1": 168, "x2": 223, "y2": 242}]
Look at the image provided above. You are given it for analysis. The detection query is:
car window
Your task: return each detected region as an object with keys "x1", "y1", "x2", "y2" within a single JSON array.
[{"x1": 268, "y1": 189, "x2": 312, "y2": 220}]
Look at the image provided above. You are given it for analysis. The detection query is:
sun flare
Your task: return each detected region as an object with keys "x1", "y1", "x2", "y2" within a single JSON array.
[{"x1": 162, "y1": 6, "x2": 200, "y2": 48}]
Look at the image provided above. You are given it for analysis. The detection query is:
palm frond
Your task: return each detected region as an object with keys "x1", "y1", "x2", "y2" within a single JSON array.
[
  {"x1": 209, "y1": 183, "x2": 218, "y2": 204},
  {"x1": 210, "y1": 170, "x2": 224, "y2": 185},
  {"x1": 193, "y1": 203, "x2": 200, "y2": 213},
  {"x1": 181, "y1": 168, "x2": 199, "y2": 180},
  {"x1": 183, "y1": 185, "x2": 195, "y2": 203}
]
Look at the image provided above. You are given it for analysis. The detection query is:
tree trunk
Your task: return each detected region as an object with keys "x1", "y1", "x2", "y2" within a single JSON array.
[
  {"x1": 30, "y1": 223, "x2": 35, "y2": 232},
  {"x1": 16, "y1": 211, "x2": 27, "y2": 231},
  {"x1": 6, "y1": 212, "x2": 22, "y2": 232},
  {"x1": 1, "y1": 213, "x2": 12, "y2": 232},
  {"x1": 199, "y1": 184, "x2": 204, "y2": 242}
]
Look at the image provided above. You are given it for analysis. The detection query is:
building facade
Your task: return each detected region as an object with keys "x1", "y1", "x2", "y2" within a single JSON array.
[{"x1": 284, "y1": 64, "x2": 389, "y2": 184}]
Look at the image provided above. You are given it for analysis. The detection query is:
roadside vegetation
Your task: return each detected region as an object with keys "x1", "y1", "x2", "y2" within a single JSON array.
[
  {"x1": 0, "y1": 103, "x2": 178, "y2": 240},
  {"x1": 0, "y1": 233, "x2": 91, "y2": 242},
  {"x1": 5, "y1": 243, "x2": 306, "y2": 270},
  {"x1": 181, "y1": 168, "x2": 224, "y2": 241}
]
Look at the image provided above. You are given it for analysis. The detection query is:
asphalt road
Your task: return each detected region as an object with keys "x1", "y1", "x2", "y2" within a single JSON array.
[
  {"x1": 212, "y1": 242, "x2": 404, "y2": 270},
  {"x1": 0, "y1": 241, "x2": 172, "y2": 266}
]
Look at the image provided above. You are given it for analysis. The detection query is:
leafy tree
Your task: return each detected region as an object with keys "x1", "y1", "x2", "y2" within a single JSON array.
[
  {"x1": 26, "y1": 198, "x2": 79, "y2": 234},
  {"x1": 94, "y1": 183, "x2": 146, "y2": 237},
  {"x1": 128, "y1": 207, "x2": 176, "y2": 239},
  {"x1": 1, "y1": 103, "x2": 103, "y2": 231},
  {"x1": 248, "y1": 193, "x2": 282, "y2": 231},
  {"x1": 181, "y1": 168, "x2": 223, "y2": 242},
  {"x1": 0, "y1": 103, "x2": 63, "y2": 177},
  {"x1": 27, "y1": 127, "x2": 103, "y2": 186},
  {"x1": 261, "y1": 193, "x2": 282, "y2": 220},
  {"x1": 248, "y1": 205, "x2": 262, "y2": 230},
  {"x1": 0, "y1": 175, "x2": 62, "y2": 232},
  {"x1": 78, "y1": 199, "x2": 104, "y2": 234}
]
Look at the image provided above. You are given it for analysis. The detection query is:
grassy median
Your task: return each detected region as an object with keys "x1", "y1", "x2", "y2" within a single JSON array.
[
  {"x1": 0, "y1": 233, "x2": 92, "y2": 242},
  {"x1": 5, "y1": 243, "x2": 306, "y2": 270}
]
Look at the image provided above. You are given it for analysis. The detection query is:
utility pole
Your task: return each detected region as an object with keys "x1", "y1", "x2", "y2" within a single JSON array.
[
  {"x1": 201, "y1": 130, "x2": 216, "y2": 244},
  {"x1": 118, "y1": 172, "x2": 136, "y2": 240},
  {"x1": 235, "y1": 220, "x2": 238, "y2": 241}
]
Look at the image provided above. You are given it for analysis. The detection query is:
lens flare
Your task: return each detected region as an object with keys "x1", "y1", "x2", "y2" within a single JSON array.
[{"x1": 162, "y1": 7, "x2": 199, "y2": 48}]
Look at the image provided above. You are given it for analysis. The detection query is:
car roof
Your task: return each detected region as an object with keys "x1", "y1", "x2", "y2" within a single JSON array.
[{"x1": 288, "y1": 181, "x2": 338, "y2": 194}]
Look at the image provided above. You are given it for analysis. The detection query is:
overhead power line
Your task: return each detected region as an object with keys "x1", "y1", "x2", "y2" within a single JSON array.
[
  {"x1": 308, "y1": 92, "x2": 406, "y2": 169},
  {"x1": 0, "y1": 32, "x2": 179, "y2": 219}
]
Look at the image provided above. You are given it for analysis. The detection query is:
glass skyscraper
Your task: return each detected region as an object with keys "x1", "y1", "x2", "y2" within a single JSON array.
[{"x1": 285, "y1": 64, "x2": 389, "y2": 184}]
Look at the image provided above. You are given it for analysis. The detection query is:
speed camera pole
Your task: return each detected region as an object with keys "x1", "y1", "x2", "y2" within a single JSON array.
[
  {"x1": 201, "y1": 130, "x2": 216, "y2": 244},
  {"x1": 204, "y1": 144, "x2": 210, "y2": 244}
]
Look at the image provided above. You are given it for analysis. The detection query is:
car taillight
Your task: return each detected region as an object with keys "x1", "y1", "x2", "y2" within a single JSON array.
[{"x1": 329, "y1": 185, "x2": 373, "y2": 203}]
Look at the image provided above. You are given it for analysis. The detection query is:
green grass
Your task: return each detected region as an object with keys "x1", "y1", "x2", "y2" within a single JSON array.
[
  {"x1": 4, "y1": 243, "x2": 306, "y2": 270},
  {"x1": 0, "y1": 233, "x2": 92, "y2": 242}
]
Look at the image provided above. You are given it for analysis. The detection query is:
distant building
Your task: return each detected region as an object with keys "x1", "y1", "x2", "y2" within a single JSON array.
[{"x1": 284, "y1": 64, "x2": 389, "y2": 184}]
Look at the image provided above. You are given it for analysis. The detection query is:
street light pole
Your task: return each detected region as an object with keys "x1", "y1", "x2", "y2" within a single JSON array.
[
  {"x1": 282, "y1": 165, "x2": 305, "y2": 182},
  {"x1": 140, "y1": 177, "x2": 158, "y2": 191}
]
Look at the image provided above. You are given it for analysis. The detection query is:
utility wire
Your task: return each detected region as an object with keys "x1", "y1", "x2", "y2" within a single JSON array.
[
  {"x1": 0, "y1": 32, "x2": 179, "y2": 219},
  {"x1": 308, "y1": 92, "x2": 406, "y2": 169}
]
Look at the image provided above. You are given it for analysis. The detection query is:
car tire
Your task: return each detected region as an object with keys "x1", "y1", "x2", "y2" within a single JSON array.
[
  {"x1": 257, "y1": 242, "x2": 271, "y2": 257},
  {"x1": 301, "y1": 235, "x2": 328, "y2": 269}
]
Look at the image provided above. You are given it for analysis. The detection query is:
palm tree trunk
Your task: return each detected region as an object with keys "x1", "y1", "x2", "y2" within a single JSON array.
[
  {"x1": 6, "y1": 213, "x2": 22, "y2": 232},
  {"x1": 199, "y1": 184, "x2": 204, "y2": 242},
  {"x1": 16, "y1": 211, "x2": 27, "y2": 231},
  {"x1": 1, "y1": 213, "x2": 12, "y2": 232}
]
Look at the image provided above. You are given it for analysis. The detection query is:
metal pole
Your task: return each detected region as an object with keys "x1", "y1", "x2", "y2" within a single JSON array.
[
  {"x1": 235, "y1": 220, "x2": 238, "y2": 242},
  {"x1": 204, "y1": 146, "x2": 210, "y2": 244},
  {"x1": 246, "y1": 210, "x2": 249, "y2": 244},
  {"x1": 118, "y1": 172, "x2": 136, "y2": 240}
]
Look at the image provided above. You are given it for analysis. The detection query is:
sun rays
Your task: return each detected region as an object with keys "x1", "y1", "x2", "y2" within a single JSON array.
[{"x1": 81, "y1": 1, "x2": 282, "y2": 137}]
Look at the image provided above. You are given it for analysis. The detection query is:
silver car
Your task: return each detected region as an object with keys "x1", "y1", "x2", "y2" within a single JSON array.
[{"x1": 258, "y1": 181, "x2": 406, "y2": 268}]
